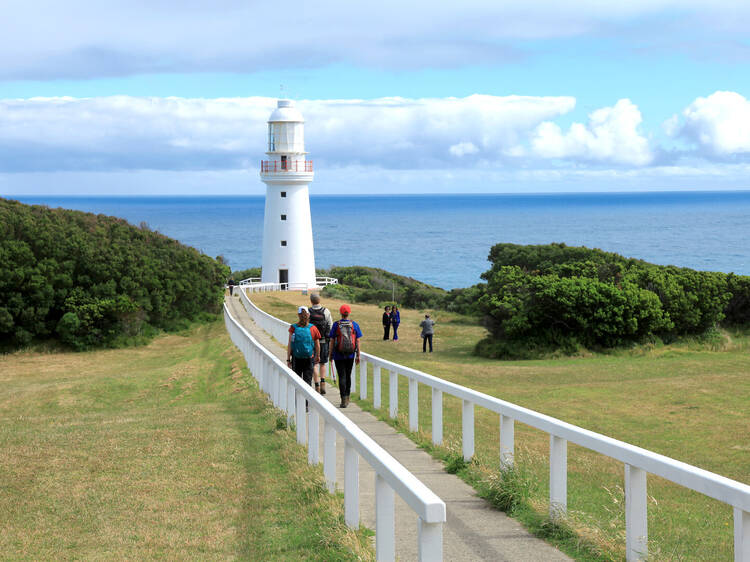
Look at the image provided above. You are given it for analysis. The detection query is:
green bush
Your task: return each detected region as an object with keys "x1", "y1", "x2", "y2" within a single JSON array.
[
  {"x1": 476, "y1": 243, "x2": 748, "y2": 358},
  {"x1": 0, "y1": 198, "x2": 229, "y2": 351}
]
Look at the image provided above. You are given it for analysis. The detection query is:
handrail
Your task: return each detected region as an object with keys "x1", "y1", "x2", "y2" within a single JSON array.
[
  {"x1": 260, "y1": 160, "x2": 313, "y2": 173},
  {"x1": 238, "y1": 288, "x2": 750, "y2": 562},
  {"x1": 224, "y1": 301, "x2": 445, "y2": 559}
]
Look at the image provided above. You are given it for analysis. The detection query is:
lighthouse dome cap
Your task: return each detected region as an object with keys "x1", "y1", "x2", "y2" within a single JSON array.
[{"x1": 269, "y1": 99, "x2": 305, "y2": 123}]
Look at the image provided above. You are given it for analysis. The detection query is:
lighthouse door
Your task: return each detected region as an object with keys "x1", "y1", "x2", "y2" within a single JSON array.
[{"x1": 279, "y1": 269, "x2": 289, "y2": 288}]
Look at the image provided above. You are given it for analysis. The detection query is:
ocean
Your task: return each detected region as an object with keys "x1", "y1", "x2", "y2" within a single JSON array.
[{"x1": 12, "y1": 192, "x2": 750, "y2": 289}]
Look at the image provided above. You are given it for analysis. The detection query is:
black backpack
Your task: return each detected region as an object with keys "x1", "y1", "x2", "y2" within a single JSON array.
[{"x1": 308, "y1": 306, "x2": 329, "y2": 339}]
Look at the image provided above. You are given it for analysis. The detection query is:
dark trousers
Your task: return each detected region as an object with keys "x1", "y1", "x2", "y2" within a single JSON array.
[
  {"x1": 292, "y1": 356, "x2": 314, "y2": 386},
  {"x1": 334, "y1": 357, "x2": 355, "y2": 397},
  {"x1": 383, "y1": 324, "x2": 390, "y2": 340},
  {"x1": 422, "y1": 334, "x2": 433, "y2": 352},
  {"x1": 392, "y1": 324, "x2": 399, "y2": 340}
]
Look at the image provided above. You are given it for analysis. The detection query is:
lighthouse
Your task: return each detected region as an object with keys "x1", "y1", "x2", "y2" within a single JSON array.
[{"x1": 260, "y1": 99, "x2": 317, "y2": 288}]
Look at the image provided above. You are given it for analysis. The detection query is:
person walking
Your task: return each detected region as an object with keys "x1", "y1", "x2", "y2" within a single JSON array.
[
  {"x1": 308, "y1": 293, "x2": 333, "y2": 394},
  {"x1": 390, "y1": 304, "x2": 401, "y2": 341},
  {"x1": 328, "y1": 304, "x2": 363, "y2": 408},
  {"x1": 227, "y1": 277, "x2": 235, "y2": 296},
  {"x1": 420, "y1": 313, "x2": 435, "y2": 353},
  {"x1": 382, "y1": 305, "x2": 391, "y2": 340},
  {"x1": 286, "y1": 307, "x2": 321, "y2": 390}
]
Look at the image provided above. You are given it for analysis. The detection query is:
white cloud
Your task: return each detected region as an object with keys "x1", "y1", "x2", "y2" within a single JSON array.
[
  {"x1": 2, "y1": 1, "x2": 750, "y2": 79},
  {"x1": 672, "y1": 91, "x2": 750, "y2": 156},
  {"x1": 530, "y1": 99, "x2": 653, "y2": 166},
  {"x1": 449, "y1": 142, "x2": 479, "y2": 157},
  {"x1": 0, "y1": 94, "x2": 575, "y2": 172}
]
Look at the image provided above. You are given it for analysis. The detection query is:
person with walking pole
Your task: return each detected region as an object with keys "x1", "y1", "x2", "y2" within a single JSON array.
[
  {"x1": 328, "y1": 304, "x2": 363, "y2": 408},
  {"x1": 308, "y1": 293, "x2": 333, "y2": 394}
]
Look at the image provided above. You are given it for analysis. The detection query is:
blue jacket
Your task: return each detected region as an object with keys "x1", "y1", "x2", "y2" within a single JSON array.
[{"x1": 390, "y1": 310, "x2": 400, "y2": 325}]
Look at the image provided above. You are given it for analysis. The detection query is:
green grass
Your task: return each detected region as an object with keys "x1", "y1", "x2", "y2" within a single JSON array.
[
  {"x1": 0, "y1": 320, "x2": 373, "y2": 561},
  {"x1": 253, "y1": 291, "x2": 750, "y2": 561}
]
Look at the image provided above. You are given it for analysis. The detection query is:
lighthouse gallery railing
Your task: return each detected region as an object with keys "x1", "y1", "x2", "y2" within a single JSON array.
[
  {"x1": 238, "y1": 287, "x2": 750, "y2": 562},
  {"x1": 224, "y1": 302, "x2": 446, "y2": 561}
]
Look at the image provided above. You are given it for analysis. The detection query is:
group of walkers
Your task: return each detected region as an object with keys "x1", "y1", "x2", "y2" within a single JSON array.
[
  {"x1": 381, "y1": 305, "x2": 400, "y2": 341},
  {"x1": 286, "y1": 294, "x2": 437, "y2": 409},
  {"x1": 286, "y1": 293, "x2": 361, "y2": 408}
]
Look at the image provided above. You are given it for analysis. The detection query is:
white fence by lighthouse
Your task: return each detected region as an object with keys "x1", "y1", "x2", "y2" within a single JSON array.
[
  {"x1": 223, "y1": 302, "x2": 446, "y2": 561},
  {"x1": 237, "y1": 288, "x2": 750, "y2": 562}
]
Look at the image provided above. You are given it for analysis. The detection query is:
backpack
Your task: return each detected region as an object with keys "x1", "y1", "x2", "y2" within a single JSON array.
[
  {"x1": 291, "y1": 324, "x2": 315, "y2": 358},
  {"x1": 335, "y1": 319, "x2": 357, "y2": 354},
  {"x1": 308, "y1": 307, "x2": 330, "y2": 340}
]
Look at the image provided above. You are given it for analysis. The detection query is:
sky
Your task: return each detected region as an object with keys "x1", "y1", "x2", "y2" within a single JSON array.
[{"x1": 2, "y1": 1, "x2": 750, "y2": 195}]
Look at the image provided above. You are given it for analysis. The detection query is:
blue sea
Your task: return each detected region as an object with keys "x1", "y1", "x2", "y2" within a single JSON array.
[{"x1": 12, "y1": 192, "x2": 750, "y2": 289}]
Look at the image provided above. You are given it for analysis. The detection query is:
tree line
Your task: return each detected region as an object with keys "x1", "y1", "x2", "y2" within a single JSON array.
[{"x1": 1, "y1": 198, "x2": 228, "y2": 351}]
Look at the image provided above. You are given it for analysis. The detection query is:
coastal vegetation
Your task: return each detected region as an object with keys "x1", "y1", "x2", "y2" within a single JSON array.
[
  {"x1": 251, "y1": 291, "x2": 750, "y2": 561},
  {"x1": 312, "y1": 244, "x2": 750, "y2": 359},
  {"x1": 0, "y1": 320, "x2": 373, "y2": 560},
  {"x1": 0, "y1": 198, "x2": 228, "y2": 352}
]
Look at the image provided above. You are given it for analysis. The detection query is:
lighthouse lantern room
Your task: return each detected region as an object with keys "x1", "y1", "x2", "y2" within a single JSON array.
[{"x1": 259, "y1": 100, "x2": 317, "y2": 288}]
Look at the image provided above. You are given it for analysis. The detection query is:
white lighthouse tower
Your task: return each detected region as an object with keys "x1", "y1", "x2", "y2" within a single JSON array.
[{"x1": 260, "y1": 100, "x2": 317, "y2": 288}]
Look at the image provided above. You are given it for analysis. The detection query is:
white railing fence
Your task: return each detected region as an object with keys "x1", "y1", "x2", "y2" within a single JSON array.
[
  {"x1": 239, "y1": 288, "x2": 750, "y2": 562},
  {"x1": 224, "y1": 303, "x2": 446, "y2": 561},
  {"x1": 238, "y1": 276, "x2": 338, "y2": 293}
]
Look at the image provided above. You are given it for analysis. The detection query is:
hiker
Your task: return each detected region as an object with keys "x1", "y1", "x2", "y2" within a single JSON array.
[
  {"x1": 382, "y1": 305, "x2": 391, "y2": 340},
  {"x1": 420, "y1": 313, "x2": 435, "y2": 353},
  {"x1": 286, "y1": 307, "x2": 321, "y2": 389},
  {"x1": 228, "y1": 277, "x2": 235, "y2": 296},
  {"x1": 328, "y1": 304, "x2": 363, "y2": 408},
  {"x1": 390, "y1": 305, "x2": 401, "y2": 341},
  {"x1": 308, "y1": 293, "x2": 333, "y2": 394}
]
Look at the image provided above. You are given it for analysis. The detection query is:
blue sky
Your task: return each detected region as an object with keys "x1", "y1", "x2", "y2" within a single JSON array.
[{"x1": 1, "y1": 1, "x2": 750, "y2": 195}]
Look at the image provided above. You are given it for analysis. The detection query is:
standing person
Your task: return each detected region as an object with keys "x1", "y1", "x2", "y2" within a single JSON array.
[
  {"x1": 390, "y1": 305, "x2": 401, "y2": 341},
  {"x1": 286, "y1": 307, "x2": 321, "y2": 390},
  {"x1": 328, "y1": 304, "x2": 363, "y2": 408},
  {"x1": 420, "y1": 313, "x2": 435, "y2": 353},
  {"x1": 228, "y1": 277, "x2": 235, "y2": 296},
  {"x1": 308, "y1": 293, "x2": 333, "y2": 394},
  {"x1": 382, "y1": 306, "x2": 391, "y2": 340}
]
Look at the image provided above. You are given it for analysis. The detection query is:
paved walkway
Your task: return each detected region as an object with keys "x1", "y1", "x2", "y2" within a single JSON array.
[{"x1": 226, "y1": 295, "x2": 570, "y2": 561}]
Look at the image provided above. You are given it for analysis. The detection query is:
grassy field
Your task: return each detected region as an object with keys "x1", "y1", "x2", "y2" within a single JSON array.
[
  {"x1": 252, "y1": 291, "x2": 750, "y2": 561},
  {"x1": 0, "y1": 320, "x2": 373, "y2": 561}
]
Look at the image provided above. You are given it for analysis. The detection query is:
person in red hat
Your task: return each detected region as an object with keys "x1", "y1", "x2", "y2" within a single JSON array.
[{"x1": 328, "y1": 304, "x2": 363, "y2": 408}]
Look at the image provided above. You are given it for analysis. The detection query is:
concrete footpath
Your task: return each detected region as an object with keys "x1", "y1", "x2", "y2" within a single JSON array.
[{"x1": 226, "y1": 295, "x2": 570, "y2": 561}]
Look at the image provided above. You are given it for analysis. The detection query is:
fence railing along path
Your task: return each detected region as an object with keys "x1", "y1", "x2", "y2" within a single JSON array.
[
  {"x1": 238, "y1": 287, "x2": 750, "y2": 562},
  {"x1": 226, "y1": 294, "x2": 570, "y2": 561}
]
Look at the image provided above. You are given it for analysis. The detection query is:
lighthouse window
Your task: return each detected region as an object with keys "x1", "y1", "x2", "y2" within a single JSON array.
[
  {"x1": 268, "y1": 123, "x2": 275, "y2": 151},
  {"x1": 280, "y1": 214, "x2": 287, "y2": 221},
  {"x1": 281, "y1": 155, "x2": 288, "y2": 170},
  {"x1": 280, "y1": 240, "x2": 287, "y2": 247},
  {"x1": 280, "y1": 191, "x2": 286, "y2": 198}
]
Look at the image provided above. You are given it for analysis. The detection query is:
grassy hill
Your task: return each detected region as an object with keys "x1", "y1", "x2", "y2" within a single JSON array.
[
  {"x1": 0, "y1": 319, "x2": 372, "y2": 560},
  {"x1": 252, "y1": 291, "x2": 750, "y2": 561}
]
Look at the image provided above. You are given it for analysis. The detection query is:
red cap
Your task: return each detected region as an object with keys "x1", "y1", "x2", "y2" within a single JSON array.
[{"x1": 339, "y1": 304, "x2": 351, "y2": 315}]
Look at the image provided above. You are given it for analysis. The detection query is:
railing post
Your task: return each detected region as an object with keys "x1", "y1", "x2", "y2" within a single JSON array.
[
  {"x1": 550, "y1": 435, "x2": 567, "y2": 521},
  {"x1": 360, "y1": 360, "x2": 368, "y2": 400},
  {"x1": 373, "y1": 365, "x2": 381, "y2": 409},
  {"x1": 462, "y1": 400, "x2": 474, "y2": 461},
  {"x1": 409, "y1": 378, "x2": 418, "y2": 432},
  {"x1": 296, "y1": 392, "x2": 306, "y2": 445},
  {"x1": 625, "y1": 464, "x2": 648, "y2": 561},
  {"x1": 500, "y1": 414, "x2": 515, "y2": 469},
  {"x1": 735, "y1": 508, "x2": 750, "y2": 562},
  {"x1": 432, "y1": 388, "x2": 443, "y2": 445},
  {"x1": 418, "y1": 518, "x2": 442, "y2": 561},
  {"x1": 351, "y1": 359, "x2": 357, "y2": 395},
  {"x1": 344, "y1": 440, "x2": 359, "y2": 528},
  {"x1": 389, "y1": 371, "x2": 398, "y2": 419},
  {"x1": 271, "y1": 365, "x2": 279, "y2": 407},
  {"x1": 324, "y1": 419, "x2": 337, "y2": 493},
  {"x1": 279, "y1": 375, "x2": 288, "y2": 415},
  {"x1": 375, "y1": 473, "x2": 395, "y2": 561},
  {"x1": 308, "y1": 407, "x2": 320, "y2": 465},
  {"x1": 287, "y1": 383, "x2": 295, "y2": 427}
]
